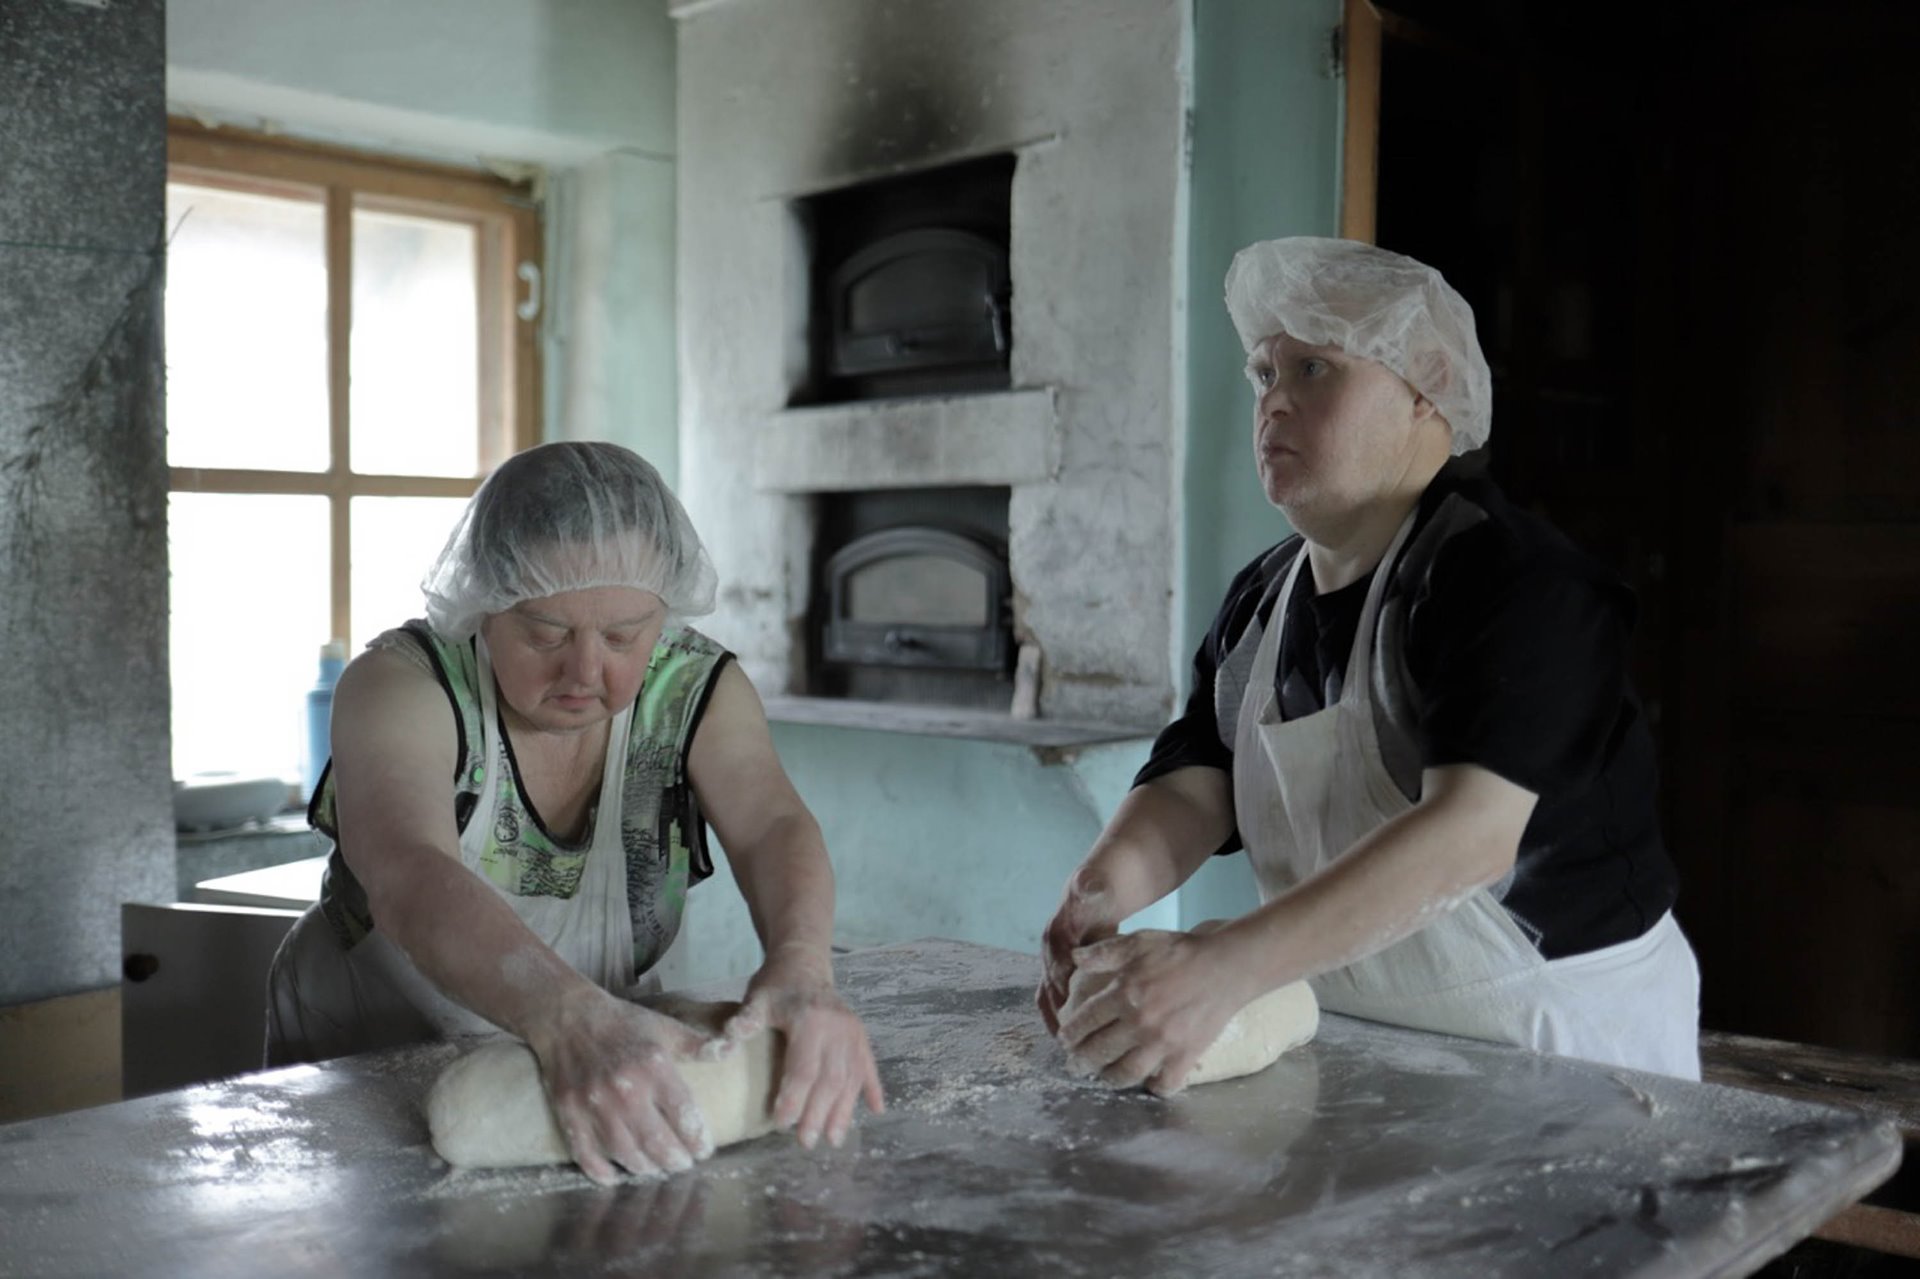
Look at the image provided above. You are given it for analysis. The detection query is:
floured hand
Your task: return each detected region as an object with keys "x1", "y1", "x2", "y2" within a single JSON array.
[
  {"x1": 723, "y1": 943, "x2": 884, "y2": 1150},
  {"x1": 1054, "y1": 928, "x2": 1264, "y2": 1095},
  {"x1": 1035, "y1": 870, "x2": 1122, "y2": 1035},
  {"x1": 526, "y1": 986, "x2": 722, "y2": 1184}
]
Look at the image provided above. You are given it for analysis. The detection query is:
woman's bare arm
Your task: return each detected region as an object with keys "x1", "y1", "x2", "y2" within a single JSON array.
[
  {"x1": 1035, "y1": 765, "x2": 1236, "y2": 1032},
  {"x1": 1059, "y1": 763, "x2": 1537, "y2": 1092},
  {"x1": 329, "y1": 648, "x2": 597, "y2": 1035},
  {"x1": 688, "y1": 662, "x2": 884, "y2": 1147}
]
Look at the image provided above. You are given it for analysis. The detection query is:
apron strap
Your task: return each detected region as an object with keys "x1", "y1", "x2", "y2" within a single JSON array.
[
  {"x1": 1340, "y1": 509, "x2": 1419, "y2": 719},
  {"x1": 1253, "y1": 507, "x2": 1419, "y2": 718}
]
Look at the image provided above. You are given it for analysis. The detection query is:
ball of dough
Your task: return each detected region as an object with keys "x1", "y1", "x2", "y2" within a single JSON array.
[
  {"x1": 1185, "y1": 981, "x2": 1318, "y2": 1086},
  {"x1": 1061, "y1": 968, "x2": 1318, "y2": 1090},
  {"x1": 426, "y1": 998, "x2": 784, "y2": 1170}
]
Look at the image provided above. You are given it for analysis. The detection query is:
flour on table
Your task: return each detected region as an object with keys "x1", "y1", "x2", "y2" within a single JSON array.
[
  {"x1": 1061, "y1": 970, "x2": 1318, "y2": 1089},
  {"x1": 426, "y1": 998, "x2": 783, "y2": 1170}
]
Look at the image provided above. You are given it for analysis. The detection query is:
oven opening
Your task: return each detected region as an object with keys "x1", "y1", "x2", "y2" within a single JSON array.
[
  {"x1": 790, "y1": 152, "x2": 1015, "y2": 406},
  {"x1": 808, "y1": 486, "x2": 1015, "y2": 710}
]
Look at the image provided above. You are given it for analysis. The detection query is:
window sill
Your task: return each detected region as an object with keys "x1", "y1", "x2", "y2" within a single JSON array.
[{"x1": 174, "y1": 812, "x2": 310, "y2": 845}]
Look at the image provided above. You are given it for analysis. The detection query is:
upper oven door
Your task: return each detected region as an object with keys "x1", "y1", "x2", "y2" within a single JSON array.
[{"x1": 827, "y1": 228, "x2": 1011, "y2": 380}]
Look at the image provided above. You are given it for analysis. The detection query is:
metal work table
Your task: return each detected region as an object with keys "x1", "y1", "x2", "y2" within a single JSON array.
[{"x1": 0, "y1": 939, "x2": 1901, "y2": 1277}]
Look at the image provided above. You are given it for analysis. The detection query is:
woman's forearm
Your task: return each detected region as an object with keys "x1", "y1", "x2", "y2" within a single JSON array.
[
  {"x1": 726, "y1": 811, "x2": 838, "y2": 968},
  {"x1": 1069, "y1": 767, "x2": 1235, "y2": 927},
  {"x1": 1210, "y1": 764, "x2": 1534, "y2": 996},
  {"x1": 359, "y1": 843, "x2": 602, "y2": 1044}
]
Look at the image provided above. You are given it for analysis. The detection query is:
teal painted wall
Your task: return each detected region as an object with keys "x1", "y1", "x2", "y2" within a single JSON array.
[
  {"x1": 1177, "y1": 0, "x2": 1343, "y2": 927},
  {"x1": 665, "y1": 726, "x2": 1166, "y2": 988},
  {"x1": 167, "y1": 0, "x2": 674, "y2": 158}
]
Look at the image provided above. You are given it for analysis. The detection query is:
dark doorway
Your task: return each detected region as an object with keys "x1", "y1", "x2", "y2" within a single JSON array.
[{"x1": 1373, "y1": 0, "x2": 1920, "y2": 1057}]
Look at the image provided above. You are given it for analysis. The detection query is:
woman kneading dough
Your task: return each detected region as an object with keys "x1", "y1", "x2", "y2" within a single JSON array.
[
  {"x1": 1038, "y1": 238, "x2": 1700, "y2": 1092},
  {"x1": 266, "y1": 441, "x2": 884, "y2": 1182}
]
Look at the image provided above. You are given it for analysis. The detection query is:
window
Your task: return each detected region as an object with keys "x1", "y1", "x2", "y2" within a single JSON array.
[{"x1": 165, "y1": 122, "x2": 541, "y2": 788}]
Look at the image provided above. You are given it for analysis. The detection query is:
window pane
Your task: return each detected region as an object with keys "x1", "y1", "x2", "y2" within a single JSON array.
[
  {"x1": 165, "y1": 183, "x2": 330, "y2": 472},
  {"x1": 847, "y1": 555, "x2": 988, "y2": 625},
  {"x1": 351, "y1": 208, "x2": 481, "y2": 478},
  {"x1": 349, "y1": 496, "x2": 470, "y2": 649},
  {"x1": 169, "y1": 493, "x2": 331, "y2": 782}
]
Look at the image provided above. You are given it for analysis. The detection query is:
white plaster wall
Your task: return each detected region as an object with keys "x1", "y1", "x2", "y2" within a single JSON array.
[
  {"x1": 543, "y1": 151, "x2": 679, "y2": 478},
  {"x1": 675, "y1": 0, "x2": 1190, "y2": 726},
  {"x1": 166, "y1": 0, "x2": 680, "y2": 472}
]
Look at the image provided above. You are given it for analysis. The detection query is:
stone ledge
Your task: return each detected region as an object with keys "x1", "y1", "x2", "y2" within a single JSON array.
[
  {"x1": 752, "y1": 388, "x2": 1057, "y2": 493},
  {"x1": 762, "y1": 694, "x2": 1156, "y2": 748}
]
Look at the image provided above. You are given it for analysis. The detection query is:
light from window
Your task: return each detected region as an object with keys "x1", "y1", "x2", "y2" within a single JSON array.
[
  {"x1": 164, "y1": 183, "x2": 329, "y2": 473},
  {"x1": 348, "y1": 496, "x2": 471, "y2": 652},
  {"x1": 168, "y1": 493, "x2": 330, "y2": 781},
  {"x1": 350, "y1": 208, "x2": 481, "y2": 477}
]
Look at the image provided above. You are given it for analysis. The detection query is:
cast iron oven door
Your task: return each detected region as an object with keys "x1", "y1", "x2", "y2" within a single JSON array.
[
  {"x1": 827, "y1": 228, "x2": 1010, "y2": 379},
  {"x1": 822, "y1": 526, "x2": 1011, "y2": 671}
]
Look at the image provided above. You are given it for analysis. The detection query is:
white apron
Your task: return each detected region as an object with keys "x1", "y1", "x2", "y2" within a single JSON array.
[
  {"x1": 267, "y1": 638, "x2": 641, "y2": 1058},
  {"x1": 1231, "y1": 516, "x2": 1701, "y2": 1079}
]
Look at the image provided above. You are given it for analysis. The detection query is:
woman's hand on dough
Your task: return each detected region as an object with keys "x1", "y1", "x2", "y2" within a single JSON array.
[
  {"x1": 726, "y1": 944, "x2": 885, "y2": 1150},
  {"x1": 530, "y1": 988, "x2": 719, "y2": 1185},
  {"x1": 1035, "y1": 870, "x2": 1122, "y2": 1035},
  {"x1": 1055, "y1": 928, "x2": 1255, "y2": 1096}
]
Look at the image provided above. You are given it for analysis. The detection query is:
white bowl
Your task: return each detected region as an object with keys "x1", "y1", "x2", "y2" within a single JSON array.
[{"x1": 173, "y1": 774, "x2": 294, "y2": 833}]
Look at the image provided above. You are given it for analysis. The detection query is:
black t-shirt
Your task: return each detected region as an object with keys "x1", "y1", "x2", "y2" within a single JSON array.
[{"x1": 1138, "y1": 456, "x2": 1677, "y2": 960}]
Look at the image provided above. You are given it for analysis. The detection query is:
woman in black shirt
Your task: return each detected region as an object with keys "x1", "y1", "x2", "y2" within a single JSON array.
[{"x1": 1037, "y1": 238, "x2": 1699, "y2": 1087}]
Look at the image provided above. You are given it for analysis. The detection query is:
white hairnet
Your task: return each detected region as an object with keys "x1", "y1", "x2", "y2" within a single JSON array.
[
  {"x1": 421, "y1": 441, "x2": 718, "y2": 640},
  {"x1": 1225, "y1": 237, "x2": 1492, "y2": 454}
]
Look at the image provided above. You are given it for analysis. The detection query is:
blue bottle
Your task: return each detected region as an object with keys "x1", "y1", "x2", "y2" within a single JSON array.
[{"x1": 304, "y1": 640, "x2": 348, "y2": 802}]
